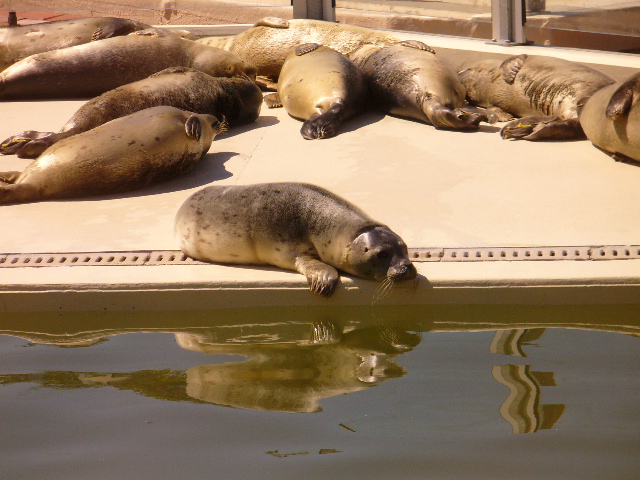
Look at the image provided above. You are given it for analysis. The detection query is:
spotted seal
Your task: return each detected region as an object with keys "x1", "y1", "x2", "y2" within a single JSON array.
[
  {"x1": 264, "y1": 43, "x2": 368, "y2": 139},
  {"x1": 579, "y1": 72, "x2": 640, "y2": 164},
  {"x1": 353, "y1": 40, "x2": 486, "y2": 130},
  {"x1": 198, "y1": 17, "x2": 400, "y2": 80},
  {"x1": 174, "y1": 182, "x2": 417, "y2": 297},
  {"x1": 0, "y1": 106, "x2": 223, "y2": 204},
  {"x1": 0, "y1": 34, "x2": 254, "y2": 100},
  {"x1": 0, "y1": 17, "x2": 151, "y2": 71},
  {"x1": 458, "y1": 54, "x2": 615, "y2": 140},
  {"x1": 1, "y1": 67, "x2": 262, "y2": 158}
]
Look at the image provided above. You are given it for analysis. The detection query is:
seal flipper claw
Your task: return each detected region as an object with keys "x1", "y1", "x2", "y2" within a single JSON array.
[
  {"x1": 185, "y1": 115, "x2": 202, "y2": 141},
  {"x1": 264, "y1": 93, "x2": 283, "y2": 108},
  {"x1": 605, "y1": 72, "x2": 640, "y2": 120},
  {"x1": 295, "y1": 256, "x2": 340, "y2": 297},
  {"x1": 500, "y1": 54, "x2": 528, "y2": 84},
  {"x1": 424, "y1": 100, "x2": 482, "y2": 130},
  {"x1": 501, "y1": 116, "x2": 585, "y2": 141},
  {"x1": 397, "y1": 40, "x2": 435, "y2": 54}
]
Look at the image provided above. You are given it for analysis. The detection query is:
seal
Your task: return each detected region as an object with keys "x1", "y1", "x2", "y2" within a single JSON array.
[
  {"x1": 579, "y1": 72, "x2": 640, "y2": 164},
  {"x1": 0, "y1": 106, "x2": 223, "y2": 205},
  {"x1": 458, "y1": 54, "x2": 615, "y2": 140},
  {"x1": 0, "y1": 17, "x2": 151, "y2": 71},
  {"x1": 198, "y1": 17, "x2": 400, "y2": 79},
  {"x1": 1, "y1": 67, "x2": 262, "y2": 158},
  {"x1": 263, "y1": 43, "x2": 368, "y2": 139},
  {"x1": 353, "y1": 40, "x2": 486, "y2": 130},
  {"x1": 0, "y1": 34, "x2": 254, "y2": 100},
  {"x1": 174, "y1": 182, "x2": 417, "y2": 297}
]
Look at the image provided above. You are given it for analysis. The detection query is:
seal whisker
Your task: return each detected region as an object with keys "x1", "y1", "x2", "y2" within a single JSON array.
[{"x1": 372, "y1": 276, "x2": 395, "y2": 304}]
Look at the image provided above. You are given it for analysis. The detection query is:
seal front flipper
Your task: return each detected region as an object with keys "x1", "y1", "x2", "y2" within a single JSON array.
[
  {"x1": 91, "y1": 19, "x2": 147, "y2": 41},
  {"x1": 397, "y1": 40, "x2": 435, "y2": 54},
  {"x1": 501, "y1": 116, "x2": 585, "y2": 141},
  {"x1": 1, "y1": 131, "x2": 56, "y2": 158},
  {"x1": 500, "y1": 54, "x2": 528, "y2": 84},
  {"x1": 0, "y1": 171, "x2": 21, "y2": 183},
  {"x1": 424, "y1": 99, "x2": 483, "y2": 130},
  {"x1": 606, "y1": 72, "x2": 640, "y2": 120},
  {"x1": 253, "y1": 17, "x2": 289, "y2": 28},
  {"x1": 294, "y1": 255, "x2": 340, "y2": 297},
  {"x1": 264, "y1": 93, "x2": 283, "y2": 108}
]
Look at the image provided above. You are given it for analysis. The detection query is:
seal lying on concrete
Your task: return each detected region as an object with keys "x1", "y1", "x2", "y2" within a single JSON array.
[
  {"x1": 0, "y1": 17, "x2": 151, "y2": 71},
  {"x1": 0, "y1": 106, "x2": 223, "y2": 205},
  {"x1": 198, "y1": 17, "x2": 400, "y2": 80},
  {"x1": 1, "y1": 67, "x2": 262, "y2": 158},
  {"x1": 264, "y1": 43, "x2": 368, "y2": 139},
  {"x1": 175, "y1": 183, "x2": 417, "y2": 297},
  {"x1": 0, "y1": 34, "x2": 254, "y2": 100},
  {"x1": 354, "y1": 40, "x2": 486, "y2": 130},
  {"x1": 579, "y1": 72, "x2": 640, "y2": 164},
  {"x1": 458, "y1": 54, "x2": 615, "y2": 140}
]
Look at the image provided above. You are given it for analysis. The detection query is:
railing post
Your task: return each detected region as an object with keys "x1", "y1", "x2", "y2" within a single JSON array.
[
  {"x1": 491, "y1": 0, "x2": 528, "y2": 45},
  {"x1": 292, "y1": 0, "x2": 336, "y2": 22}
]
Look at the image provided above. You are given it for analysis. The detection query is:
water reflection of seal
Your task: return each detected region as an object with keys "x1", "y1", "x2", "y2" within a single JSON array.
[
  {"x1": 1, "y1": 67, "x2": 262, "y2": 159},
  {"x1": 198, "y1": 17, "x2": 400, "y2": 78},
  {"x1": 175, "y1": 183, "x2": 417, "y2": 297},
  {"x1": 0, "y1": 34, "x2": 253, "y2": 100},
  {"x1": 264, "y1": 43, "x2": 367, "y2": 139},
  {"x1": 0, "y1": 106, "x2": 223, "y2": 205},
  {"x1": 354, "y1": 40, "x2": 485, "y2": 130},
  {"x1": 0, "y1": 17, "x2": 151, "y2": 71},
  {"x1": 458, "y1": 54, "x2": 615, "y2": 140},
  {"x1": 579, "y1": 72, "x2": 640, "y2": 164}
]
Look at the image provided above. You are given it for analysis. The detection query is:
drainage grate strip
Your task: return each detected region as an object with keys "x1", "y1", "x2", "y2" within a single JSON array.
[{"x1": 0, "y1": 246, "x2": 639, "y2": 268}]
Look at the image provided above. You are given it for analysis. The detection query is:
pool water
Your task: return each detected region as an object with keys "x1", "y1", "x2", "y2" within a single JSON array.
[{"x1": 1, "y1": 305, "x2": 638, "y2": 480}]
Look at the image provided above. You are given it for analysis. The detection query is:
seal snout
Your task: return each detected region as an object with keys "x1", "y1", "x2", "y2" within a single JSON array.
[{"x1": 387, "y1": 258, "x2": 417, "y2": 282}]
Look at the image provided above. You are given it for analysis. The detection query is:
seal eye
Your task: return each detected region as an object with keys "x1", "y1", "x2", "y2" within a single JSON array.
[{"x1": 364, "y1": 247, "x2": 369, "y2": 253}]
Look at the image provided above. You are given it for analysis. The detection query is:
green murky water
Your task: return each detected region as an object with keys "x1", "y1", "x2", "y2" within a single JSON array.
[{"x1": 1, "y1": 305, "x2": 639, "y2": 479}]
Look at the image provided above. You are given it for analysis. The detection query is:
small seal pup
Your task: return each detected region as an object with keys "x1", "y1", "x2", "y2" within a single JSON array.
[
  {"x1": 0, "y1": 34, "x2": 254, "y2": 100},
  {"x1": 1, "y1": 67, "x2": 262, "y2": 158},
  {"x1": 0, "y1": 17, "x2": 151, "y2": 71},
  {"x1": 579, "y1": 72, "x2": 640, "y2": 164},
  {"x1": 0, "y1": 106, "x2": 223, "y2": 205},
  {"x1": 458, "y1": 54, "x2": 615, "y2": 140},
  {"x1": 174, "y1": 183, "x2": 417, "y2": 297},
  {"x1": 264, "y1": 43, "x2": 368, "y2": 139},
  {"x1": 198, "y1": 17, "x2": 400, "y2": 79},
  {"x1": 353, "y1": 40, "x2": 486, "y2": 130}
]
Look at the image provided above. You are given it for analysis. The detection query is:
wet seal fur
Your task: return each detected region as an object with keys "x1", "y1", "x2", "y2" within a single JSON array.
[
  {"x1": 0, "y1": 17, "x2": 151, "y2": 71},
  {"x1": 579, "y1": 72, "x2": 640, "y2": 164},
  {"x1": 458, "y1": 54, "x2": 615, "y2": 140},
  {"x1": 1, "y1": 67, "x2": 262, "y2": 158},
  {"x1": 0, "y1": 106, "x2": 223, "y2": 205},
  {"x1": 174, "y1": 183, "x2": 417, "y2": 297},
  {"x1": 0, "y1": 33, "x2": 254, "y2": 100},
  {"x1": 264, "y1": 43, "x2": 368, "y2": 139},
  {"x1": 198, "y1": 17, "x2": 400, "y2": 80},
  {"x1": 354, "y1": 40, "x2": 486, "y2": 130}
]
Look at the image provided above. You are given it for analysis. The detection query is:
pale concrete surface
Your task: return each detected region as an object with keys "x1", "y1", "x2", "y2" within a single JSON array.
[{"x1": 0, "y1": 30, "x2": 639, "y2": 310}]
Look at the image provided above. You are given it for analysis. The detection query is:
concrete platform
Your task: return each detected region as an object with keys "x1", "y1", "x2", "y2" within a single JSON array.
[{"x1": 1, "y1": 29, "x2": 639, "y2": 311}]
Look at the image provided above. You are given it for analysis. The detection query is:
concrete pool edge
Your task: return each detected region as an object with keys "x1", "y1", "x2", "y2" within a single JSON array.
[{"x1": 1, "y1": 259, "x2": 639, "y2": 311}]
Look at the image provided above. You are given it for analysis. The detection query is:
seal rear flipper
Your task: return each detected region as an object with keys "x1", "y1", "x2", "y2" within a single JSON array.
[
  {"x1": 605, "y1": 72, "x2": 640, "y2": 120},
  {"x1": 500, "y1": 54, "x2": 528, "y2": 84},
  {"x1": 295, "y1": 256, "x2": 340, "y2": 297},
  {"x1": 300, "y1": 103, "x2": 347, "y2": 140},
  {"x1": 263, "y1": 93, "x2": 283, "y2": 108},
  {"x1": 501, "y1": 116, "x2": 585, "y2": 141},
  {"x1": 1, "y1": 131, "x2": 56, "y2": 158},
  {"x1": 0, "y1": 171, "x2": 22, "y2": 184},
  {"x1": 0, "y1": 183, "x2": 40, "y2": 205}
]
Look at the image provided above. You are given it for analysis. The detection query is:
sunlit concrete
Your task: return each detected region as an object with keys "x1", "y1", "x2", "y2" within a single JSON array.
[{"x1": 0, "y1": 28, "x2": 639, "y2": 311}]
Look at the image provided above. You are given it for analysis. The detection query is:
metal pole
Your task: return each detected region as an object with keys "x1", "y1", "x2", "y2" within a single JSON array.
[
  {"x1": 291, "y1": 0, "x2": 335, "y2": 21},
  {"x1": 490, "y1": 0, "x2": 527, "y2": 45}
]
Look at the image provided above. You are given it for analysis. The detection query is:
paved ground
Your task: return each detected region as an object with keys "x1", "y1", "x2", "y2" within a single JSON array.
[{"x1": 0, "y1": 28, "x2": 639, "y2": 311}]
